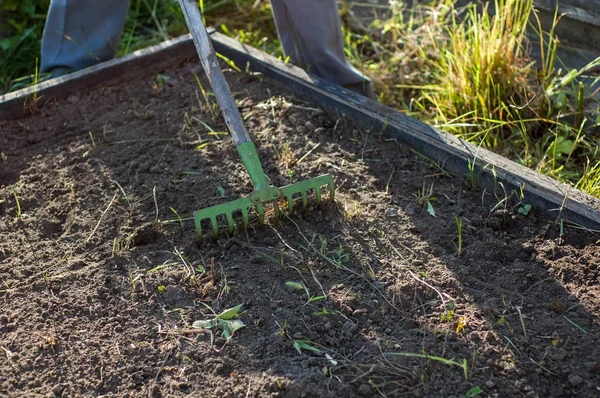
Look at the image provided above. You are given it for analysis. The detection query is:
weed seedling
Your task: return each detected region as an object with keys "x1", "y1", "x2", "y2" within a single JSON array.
[
  {"x1": 275, "y1": 320, "x2": 322, "y2": 355},
  {"x1": 292, "y1": 339, "x2": 321, "y2": 355},
  {"x1": 415, "y1": 182, "x2": 437, "y2": 217},
  {"x1": 465, "y1": 386, "x2": 484, "y2": 397},
  {"x1": 152, "y1": 73, "x2": 170, "y2": 93},
  {"x1": 169, "y1": 207, "x2": 185, "y2": 227},
  {"x1": 192, "y1": 303, "x2": 246, "y2": 342},
  {"x1": 440, "y1": 302, "x2": 456, "y2": 323},
  {"x1": 387, "y1": 351, "x2": 469, "y2": 380},
  {"x1": 285, "y1": 281, "x2": 326, "y2": 305},
  {"x1": 313, "y1": 307, "x2": 330, "y2": 316},
  {"x1": 517, "y1": 204, "x2": 532, "y2": 216},
  {"x1": 466, "y1": 157, "x2": 477, "y2": 190},
  {"x1": 9, "y1": 185, "x2": 21, "y2": 219},
  {"x1": 454, "y1": 215, "x2": 463, "y2": 256}
]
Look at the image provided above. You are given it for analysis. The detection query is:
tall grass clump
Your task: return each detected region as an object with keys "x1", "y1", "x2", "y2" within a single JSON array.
[
  {"x1": 345, "y1": 0, "x2": 600, "y2": 198},
  {"x1": 424, "y1": 0, "x2": 534, "y2": 145}
]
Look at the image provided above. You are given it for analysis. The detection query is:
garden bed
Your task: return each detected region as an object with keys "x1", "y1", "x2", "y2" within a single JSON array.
[{"x1": 1, "y1": 48, "x2": 600, "y2": 397}]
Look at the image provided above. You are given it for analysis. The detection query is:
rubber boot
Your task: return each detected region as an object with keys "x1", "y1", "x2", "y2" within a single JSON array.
[
  {"x1": 41, "y1": 0, "x2": 130, "y2": 74},
  {"x1": 269, "y1": 0, "x2": 374, "y2": 98}
]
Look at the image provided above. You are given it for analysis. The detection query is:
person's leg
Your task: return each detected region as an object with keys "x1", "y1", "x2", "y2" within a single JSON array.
[
  {"x1": 269, "y1": 0, "x2": 374, "y2": 98},
  {"x1": 41, "y1": 0, "x2": 130, "y2": 74}
]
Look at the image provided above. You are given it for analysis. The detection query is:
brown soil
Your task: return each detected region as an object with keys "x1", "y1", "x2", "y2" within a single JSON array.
[{"x1": 1, "y1": 60, "x2": 599, "y2": 398}]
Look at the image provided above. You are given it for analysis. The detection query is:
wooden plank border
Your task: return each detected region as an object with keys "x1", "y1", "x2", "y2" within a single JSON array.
[
  {"x1": 1, "y1": 31, "x2": 599, "y2": 230},
  {"x1": 208, "y1": 33, "x2": 600, "y2": 230},
  {"x1": 0, "y1": 32, "x2": 209, "y2": 120}
]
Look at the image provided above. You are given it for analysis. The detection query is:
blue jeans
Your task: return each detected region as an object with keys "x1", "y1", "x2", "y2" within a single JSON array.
[{"x1": 41, "y1": 0, "x2": 371, "y2": 95}]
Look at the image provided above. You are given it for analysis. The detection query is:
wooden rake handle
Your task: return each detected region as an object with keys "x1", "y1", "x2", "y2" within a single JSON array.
[{"x1": 178, "y1": 0, "x2": 252, "y2": 145}]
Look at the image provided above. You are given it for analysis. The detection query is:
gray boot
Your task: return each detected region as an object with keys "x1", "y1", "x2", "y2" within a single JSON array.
[
  {"x1": 41, "y1": 0, "x2": 130, "y2": 74},
  {"x1": 269, "y1": 0, "x2": 374, "y2": 98}
]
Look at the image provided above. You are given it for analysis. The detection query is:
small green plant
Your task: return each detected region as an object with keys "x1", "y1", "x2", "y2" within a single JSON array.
[
  {"x1": 275, "y1": 320, "x2": 322, "y2": 355},
  {"x1": 454, "y1": 215, "x2": 463, "y2": 255},
  {"x1": 465, "y1": 386, "x2": 484, "y2": 397},
  {"x1": 441, "y1": 302, "x2": 456, "y2": 322},
  {"x1": 285, "y1": 281, "x2": 326, "y2": 305},
  {"x1": 192, "y1": 303, "x2": 246, "y2": 342},
  {"x1": 157, "y1": 285, "x2": 166, "y2": 293},
  {"x1": 387, "y1": 351, "x2": 469, "y2": 380},
  {"x1": 415, "y1": 182, "x2": 437, "y2": 217},
  {"x1": 152, "y1": 73, "x2": 170, "y2": 93},
  {"x1": 517, "y1": 204, "x2": 532, "y2": 216},
  {"x1": 169, "y1": 207, "x2": 184, "y2": 227},
  {"x1": 313, "y1": 307, "x2": 330, "y2": 316},
  {"x1": 9, "y1": 185, "x2": 21, "y2": 219},
  {"x1": 466, "y1": 157, "x2": 477, "y2": 190},
  {"x1": 292, "y1": 339, "x2": 321, "y2": 355}
]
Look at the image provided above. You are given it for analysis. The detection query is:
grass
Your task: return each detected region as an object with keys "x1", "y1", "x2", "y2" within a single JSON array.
[
  {"x1": 9, "y1": 185, "x2": 21, "y2": 219},
  {"x1": 2, "y1": 0, "x2": 599, "y2": 200},
  {"x1": 349, "y1": 0, "x2": 600, "y2": 197}
]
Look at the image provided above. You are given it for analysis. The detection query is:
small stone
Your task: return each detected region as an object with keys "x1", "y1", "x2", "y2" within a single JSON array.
[
  {"x1": 324, "y1": 321, "x2": 332, "y2": 331},
  {"x1": 526, "y1": 303, "x2": 534, "y2": 309},
  {"x1": 341, "y1": 321, "x2": 358, "y2": 335},
  {"x1": 211, "y1": 299, "x2": 222, "y2": 313},
  {"x1": 52, "y1": 384, "x2": 64, "y2": 395},
  {"x1": 163, "y1": 285, "x2": 184, "y2": 303},
  {"x1": 249, "y1": 255, "x2": 263, "y2": 264},
  {"x1": 357, "y1": 384, "x2": 372, "y2": 396},
  {"x1": 308, "y1": 357, "x2": 320, "y2": 366},
  {"x1": 568, "y1": 374, "x2": 584, "y2": 387},
  {"x1": 485, "y1": 380, "x2": 495, "y2": 389},
  {"x1": 352, "y1": 309, "x2": 367, "y2": 317},
  {"x1": 384, "y1": 328, "x2": 392, "y2": 334},
  {"x1": 292, "y1": 332, "x2": 304, "y2": 340},
  {"x1": 384, "y1": 208, "x2": 398, "y2": 217},
  {"x1": 549, "y1": 347, "x2": 567, "y2": 361},
  {"x1": 67, "y1": 95, "x2": 79, "y2": 103}
]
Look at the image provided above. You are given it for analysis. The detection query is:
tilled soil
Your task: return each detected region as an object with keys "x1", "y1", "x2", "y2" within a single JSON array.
[{"x1": 1, "y1": 60, "x2": 599, "y2": 398}]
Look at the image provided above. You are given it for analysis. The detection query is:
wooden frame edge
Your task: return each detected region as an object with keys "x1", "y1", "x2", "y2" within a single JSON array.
[{"x1": 209, "y1": 32, "x2": 600, "y2": 231}]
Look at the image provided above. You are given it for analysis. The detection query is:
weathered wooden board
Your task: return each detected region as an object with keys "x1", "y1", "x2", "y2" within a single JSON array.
[
  {"x1": 209, "y1": 32, "x2": 600, "y2": 231},
  {"x1": 1, "y1": 31, "x2": 599, "y2": 231},
  {"x1": 534, "y1": 0, "x2": 600, "y2": 51},
  {"x1": 0, "y1": 31, "x2": 210, "y2": 120}
]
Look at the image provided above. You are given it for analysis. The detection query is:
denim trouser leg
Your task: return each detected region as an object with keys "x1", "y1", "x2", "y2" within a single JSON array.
[
  {"x1": 41, "y1": 0, "x2": 130, "y2": 73},
  {"x1": 269, "y1": 0, "x2": 372, "y2": 96}
]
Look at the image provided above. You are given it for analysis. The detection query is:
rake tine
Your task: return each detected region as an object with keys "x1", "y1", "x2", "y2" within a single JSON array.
[
  {"x1": 301, "y1": 190, "x2": 308, "y2": 209},
  {"x1": 315, "y1": 186, "x2": 322, "y2": 204},
  {"x1": 241, "y1": 206, "x2": 249, "y2": 229},
  {"x1": 273, "y1": 200, "x2": 281, "y2": 219},
  {"x1": 210, "y1": 215, "x2": 218, "y2": 238},
  {"x1": 195, "y1": 219, "x2": 203, "y2": 240},
  {"x1": 256, "y1": 202, "x2": 265, "y2": 224},
  {"x1": 328, "y1": 181, "x2": 335, "y2": 200},
  {"x1": 225, "y1": 212, "x2": 235, "y2": 234},
  {"x1": 286, "y1": 193, "x2": 294, "y2": 213}
]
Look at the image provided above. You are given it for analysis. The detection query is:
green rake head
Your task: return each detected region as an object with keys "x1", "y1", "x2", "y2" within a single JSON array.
[{"x1": 193, "y1": 174, "x2": 334, "y2": 239}]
